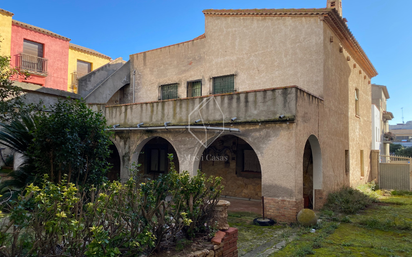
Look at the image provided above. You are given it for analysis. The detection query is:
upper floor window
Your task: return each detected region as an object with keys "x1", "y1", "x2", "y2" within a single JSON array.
[
  {"x1": 77, "y1": 60, "x2": 92, "y2": 78},
  {"x1": 213, "y1": 75, "x2": 234, "y2": 94},
  {"x1": 187, "y1": 80, "x2": 202, "y2": 97},
  {"x1": 20, "y1": 40, "x2": 47, "y2": 75},
  {"x1": 355, "y1": 88, "x2": 360, "y2": 116},
  {"x1": 23, "y1": 39, "x2": 43, "y2": 57},
  {"x1": 161, "y1": 83, "x2": 178, "y2": 100}
]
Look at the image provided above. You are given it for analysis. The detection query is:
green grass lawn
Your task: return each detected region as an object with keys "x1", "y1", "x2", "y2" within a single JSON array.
[{"x1": 228, "y1": 195, "x2": 412, "y2": 257}]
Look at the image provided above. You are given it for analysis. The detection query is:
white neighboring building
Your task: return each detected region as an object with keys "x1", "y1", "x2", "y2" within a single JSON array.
[
  {"x1": 371, "y1": 84, "x2": 393, "y2": 157},
  {"x1": 371, "y1": 105, "x2": 381, "y2": 151}
]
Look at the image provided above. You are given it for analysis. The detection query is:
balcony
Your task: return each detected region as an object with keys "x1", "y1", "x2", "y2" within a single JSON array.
[
  {"x1": 17, "y1": 53, "x2": 48, "y2": 76},
  {"x1": 89, "y1": 87, "x2": 298, "y2": 127},
  {"x1": 71, "y1": 72, "x2": 78, "y2": 93}
]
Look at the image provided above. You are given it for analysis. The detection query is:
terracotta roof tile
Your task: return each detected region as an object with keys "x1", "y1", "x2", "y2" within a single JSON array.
[
  {"x1": 12, "y1": 20, "x2": 70, "y2": 41},
  {"x1": 0, "y1": 8, "x2": 13, "y2": 16},
  {"x1": 69, "y1": 43, "x2": 111, "y2": 60}
]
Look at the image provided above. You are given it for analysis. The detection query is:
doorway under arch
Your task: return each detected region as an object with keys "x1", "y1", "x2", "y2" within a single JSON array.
[
  {"x1": 107, "y1": 144, "x2": 121, "y2": 181},
  {"x1": 302, "y1": 135, "x2": 322, "y2": 209},
  {"x1": 136, "y1": 137, "x2": 180, "y2": 179},
  {"x1": 199, "y1": 135, "x2": 262, "y2": 199}
]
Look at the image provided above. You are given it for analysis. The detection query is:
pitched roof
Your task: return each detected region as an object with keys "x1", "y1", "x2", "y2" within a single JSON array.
[
  {"x1": 69, "y1": 43, "x2": 112, "y2": 60},
  {"x1": 130, "y1": 34, "x2": 206, "y2": 56},
  {"x1": 12, "y1": 20, "x2": 70, "y2": 41},
  {"x1": 202, "y1": 8, "x2": 378, "y2": 78},
  {"x1": 0, "y1": 8, "x2": 13, "y2": 16}
]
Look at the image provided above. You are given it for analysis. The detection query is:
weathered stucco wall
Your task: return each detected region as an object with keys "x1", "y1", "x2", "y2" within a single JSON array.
[
  {"x1": 322, "y1": 22, "x2": 371, "y2": 187},
  {"x1": 130, "y1": 16, "x2": 324, "y2": 103},
  {"x1": 101, "y1": 87, "x2": 297, "y2": 127}
]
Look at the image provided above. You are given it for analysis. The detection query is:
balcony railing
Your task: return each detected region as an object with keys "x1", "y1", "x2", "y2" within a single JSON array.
[
  {"x1": 71, "y1": 72, "x2": 78, "y2": 93},
  {"x1": 17, "y1": 53, "x2": 48, "y2": 76}
]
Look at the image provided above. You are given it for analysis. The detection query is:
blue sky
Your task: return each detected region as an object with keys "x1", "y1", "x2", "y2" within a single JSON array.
[{"x1": 2, "y1": 0, "x2": 411, "y2": 124}]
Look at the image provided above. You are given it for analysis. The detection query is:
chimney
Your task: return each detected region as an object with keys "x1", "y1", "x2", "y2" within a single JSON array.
[{"x1": 327, "y1": 0, "x2": 342, "y2": 17}]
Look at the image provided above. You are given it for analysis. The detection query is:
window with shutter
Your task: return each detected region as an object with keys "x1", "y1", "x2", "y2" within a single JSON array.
[
  {"x1": 213, "y1": 75, "x2": 234, "y2": 94},
  {"x1": 77, "y1": 60, "x2": 92, "y2": 78},
  {"x1": 187, "y1": 81, "x2": 202, "y2": 97},
  {"x1": 23, "y1": 40, "x2": 43, "y2": 57},
  {"x1": 161, "y1": 84, "x2": 178, "y2": 100},
  {"x1": 22, "y1": 40, "x2": 45, "y2": 73}
]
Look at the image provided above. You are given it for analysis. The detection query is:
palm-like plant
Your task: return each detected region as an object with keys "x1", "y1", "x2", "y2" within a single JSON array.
[{"x1": 0, "y1": 114, "x2": 37, "y2": 200}]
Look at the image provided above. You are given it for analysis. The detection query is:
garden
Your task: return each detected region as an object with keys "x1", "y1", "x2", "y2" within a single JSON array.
[{"x1": 0, "y1": 53, "x2": 224, "y2": 256}]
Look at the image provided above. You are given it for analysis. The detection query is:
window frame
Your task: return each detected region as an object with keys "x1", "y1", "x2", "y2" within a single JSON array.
[
  {"x1": 76, "y1": 59, "x2": 92, "y2": 78},
  {"x1": 187, "y1": 80, "x2": 202, "y2": 97},
  {"x1": 212, "y1": 74, "x2": 235, "y2": 94},
  {"x1": 160, "y1": 83, "x2": 179, "y2": 100}
]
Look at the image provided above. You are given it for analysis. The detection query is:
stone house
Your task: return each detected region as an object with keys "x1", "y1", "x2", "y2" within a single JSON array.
[{"x1": 84, "y1": 0, "x2": 377, "y2": 222}]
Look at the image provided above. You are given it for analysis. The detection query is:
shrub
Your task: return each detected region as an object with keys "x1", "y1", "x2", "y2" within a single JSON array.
[
  {"x1": 323, "y1": 187, "x2": 375, "y2": 214},
  {"x1": 0, "y1": 157, "x2": 223, "y2": 256},
  {"x1": 391, "y1": 190, "x2": 412, "y2": 196}
]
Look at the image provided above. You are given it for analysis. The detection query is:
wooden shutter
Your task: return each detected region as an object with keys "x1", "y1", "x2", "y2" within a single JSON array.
[
  {"x1": 23, "y1": 40, "x2": 43, "y2": 57},
  {"x1": 77, "y1": 60, "x2": 92, "y2": 78}
]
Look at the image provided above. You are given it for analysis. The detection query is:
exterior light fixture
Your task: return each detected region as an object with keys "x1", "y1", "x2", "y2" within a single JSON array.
[
  {"x1": 279, "y1": 115, "x2": 285, "y2": 119},
  {"x1": 113, "y1": 124, "x2": 120, "y2": 128},
  {"x1": 164, "y1": 122, "x2": 171, "y2": 127},
  {"x1": 137, "y1": 123, "x2": 144, "y2": 128},
  {"x1": 195, "y1": 119, "x2": 202, "y2": 123},
  {"x1": 231, "y1": 117, "x2": 237, "y2": 122}
]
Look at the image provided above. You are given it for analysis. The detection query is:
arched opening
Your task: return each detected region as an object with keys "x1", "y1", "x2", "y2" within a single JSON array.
[
  {"x1": 199, "y1": 135, "x2": 262, "y2": 199},
  {"x1": 107, "y1": 144, "x2": 121, "y2": 181},
  {"x1": 303, "y1": 135, "x2": 322, "y2": 209},
  {"x1": 137, "y1": 137, "x2": 179, "y2": 179}
]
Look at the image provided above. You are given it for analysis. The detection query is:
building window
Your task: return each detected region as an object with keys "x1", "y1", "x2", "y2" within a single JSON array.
[
  {"x1": 213, "y1": 75, "x2": 234, "y2": 94},
  {"x1": 21, "y1": 39, "x2": 46, "y2": 74},
  {"x1": 161, "y1": 83, "x2": 178, "y2": 100},
  {"x1": 355, "y1": 88, "x2": 360, "y2": 116},
  {"x1": 345, "y1": 150, "x2": 349, "y2": 174},
  {"x1": 360, "y1": 150, "x2": 364, "y2": 177},
  {"x1": 77, "y1": 60, "x2": 92, "y2": 78},
  {"x1": 187, "y1": 80, "x2": 202, "y2": 97}
]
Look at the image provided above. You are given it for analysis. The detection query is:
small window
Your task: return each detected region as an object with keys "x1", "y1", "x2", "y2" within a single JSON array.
[
  {"x1": 355, "y1": 89, "x2": 360, "y2": 116},
  {"x1": 213, "y1": 75, "x2": 234, "y2": 94},
  {"x1": 360, "y1": 150, "x2": 364, "y2": 177},
  {"x1": 77, "y1": 60, "x2": 92, "y2": 78},
  {"x1": 187, "y1": 80, "x2": 202, "y2": 97},
  {"x1": 161, "y1": 84, "x2": 178, "y2": 100},
  {"x1": 345, "y1": 150, "x2": 349, "y2": 174}
]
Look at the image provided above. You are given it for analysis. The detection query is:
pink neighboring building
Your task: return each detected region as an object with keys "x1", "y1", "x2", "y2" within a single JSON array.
[{"x1": 10, "y1": 20, "x2": 70, "y2": 91}]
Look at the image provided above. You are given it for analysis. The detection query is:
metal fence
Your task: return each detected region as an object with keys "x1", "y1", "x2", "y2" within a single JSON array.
[
  {"x1": 379, "y1": 155, "x2": 411, "y2": 191},
  {"x1": 17, "y1": 53, "x2": 48, "y2": 75}
]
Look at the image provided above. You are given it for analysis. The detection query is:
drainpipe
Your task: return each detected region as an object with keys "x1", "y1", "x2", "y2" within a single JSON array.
[{"x1": 132, "y1": 70, "x2": 136, "y2": 103}]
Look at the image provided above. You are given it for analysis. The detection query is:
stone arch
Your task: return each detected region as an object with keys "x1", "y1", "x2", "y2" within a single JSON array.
[
  {"x1": 130, "y1": 136, "x2": 180, "y2": 179},
  {"x1": 195, "y1": 134, "x2": 262, "y2": 200},
  {"x1": 302, "y1": 135, "x2": 322, "y2": 209}
]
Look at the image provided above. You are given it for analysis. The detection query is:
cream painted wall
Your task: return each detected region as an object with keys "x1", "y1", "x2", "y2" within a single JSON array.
[
  {"x1": 68, "y1": 48, "x2": 111, "y2": 92},
  {"x1": 0, "y1": 12, "x2": 13, "y2": 57},
  {"x1": 322, "y1": 23, "x2": 372, "y2": 187},
  {"x1": 130, "y1": 16, "x2": 325, "y2": 103}
]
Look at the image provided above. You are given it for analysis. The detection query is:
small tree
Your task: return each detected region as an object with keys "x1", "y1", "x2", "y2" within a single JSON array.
[{"x1": 27, "y1": 99, "x2": 113, "y2": 187}]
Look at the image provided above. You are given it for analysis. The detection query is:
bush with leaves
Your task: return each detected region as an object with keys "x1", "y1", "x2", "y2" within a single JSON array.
[
  {"x1": 322, "y1": 187, "x2": 375, "y2": 214},
  {"x1": 26, "y1": 98, "x2": 112, "y2": 187},
  {"x1": 0, "y1": 157, "x2": 223, "y2": 256}
]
